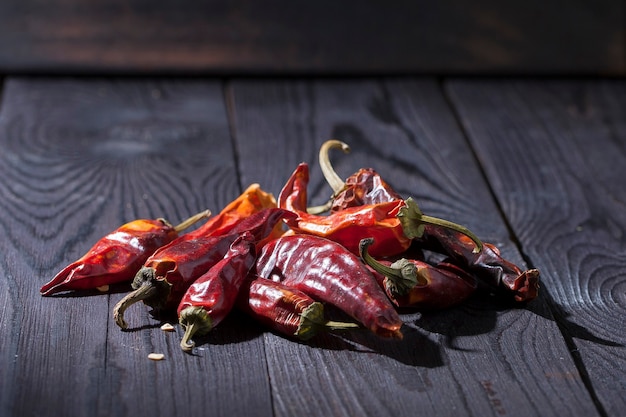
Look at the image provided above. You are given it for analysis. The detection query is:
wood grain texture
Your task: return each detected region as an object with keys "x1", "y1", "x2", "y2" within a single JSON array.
[
  {"x1": 0, "y1": 0, "x2": 623, "y2": 75},
  {"x1": 446, "y1": 79, "x2": 626, "y2": 416},
  {"x1": 228, "y1": 78, "x2": 601, "y2": 417},
  {"x1": 0, "y1": 78, "x2": 273, "y2": 417}
]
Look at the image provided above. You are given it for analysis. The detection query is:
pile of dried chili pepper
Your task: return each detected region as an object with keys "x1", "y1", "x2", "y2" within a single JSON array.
[
  {"x1": 316, "y1": 139, "x2": 540, "y2": 304},
  {"x1": 40, "y1": 138, "x2": 540, "y2": 356}
]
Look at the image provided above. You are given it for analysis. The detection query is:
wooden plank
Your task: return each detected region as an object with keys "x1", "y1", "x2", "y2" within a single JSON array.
[
  {"x1": 0, "y1": 1, "x2": 623, "y2": 75},
  {"x1": 446, "y1": 79, "x2": 626, "y2": 416},
  {"x1": 227, "y1": 78, "x2": 601, "y2": 417},
  {"x1": 0, "y1": 78, "x2": 273, "y2": 417}
]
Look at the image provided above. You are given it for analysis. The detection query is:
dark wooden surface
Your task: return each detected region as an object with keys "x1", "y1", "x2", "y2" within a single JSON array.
[
  {"x1": 0, "y1": 1, "x2": 624, "y2": 75},
  {"x1": 0, "y1": 76, "x2": 624, "y2": 417}
]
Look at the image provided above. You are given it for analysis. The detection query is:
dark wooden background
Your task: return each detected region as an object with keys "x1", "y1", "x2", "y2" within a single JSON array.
[
  {"x1": 0, "y1": 0, "x2": 624, "y2": 75},
  {"x1": 0, "y1": 2, "x2": 625, "y2": 417}
]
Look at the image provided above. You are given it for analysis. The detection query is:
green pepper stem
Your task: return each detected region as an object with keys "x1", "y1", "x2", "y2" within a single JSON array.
[
  {"x1": 398, "y1": 197, "x2": 483, "y2": 254},
  {"x1": 359, "y1": 238, "x2": 425, "y2": 296},
  {"x1": 179, "y1": 306, "x2": 213, "y2": 353},
  {"x1": 173, "y1": 209, "x2": 212, "y2": 233},
  {"x1": 306, "y1": 198, "x2": 334, "y2": 215},
  {"x1": 113, "y1": 282, "x2": 158, "y2": 330},
  {"x1": 319, "y1": 139, "x2": 351, "y2": 195},
  {"x1": 297, "y1": 302, "x2": 360, "y2": 340}
]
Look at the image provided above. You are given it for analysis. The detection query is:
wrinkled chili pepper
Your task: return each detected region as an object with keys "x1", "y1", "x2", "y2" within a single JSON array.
[
  {"x1": 314, "y1": 140, "x2": 402, "y2": 213},
  {"x1": 317, "y1": 139, "x2": 539, "y2": 302},
  {"x1": 417, "y1": 229, "x2": 540, "y2": 303},
  {"x1": 178, "y1": 232, "x2": 257, "y2": 352},
  {"x1": 113, "y1": 208, "x2": 295, "y2": 329},
  {"x1": 237, "y1": 277, "x2": 360, "y2": 341},
  {"x1": 278, "y1": 162, "x2": 482, "y2": 258},
  {"x1": 40, "y1": 210, "x2": 211, "y2": 296},
  {"x1": 255, "y1": 234, "x2": 404, "y2": 339},
  {"x1": 184, "y1": 183, "x2": 278, "y2": 241},
  {"x1": 359, "y1": 238, "x2": 477, "y2": 309}
]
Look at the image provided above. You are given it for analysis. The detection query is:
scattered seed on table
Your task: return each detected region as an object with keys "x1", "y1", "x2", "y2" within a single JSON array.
[
  {"x1": 160, "y1": 323, "x2": 175, "y2": 332},
  {"x1": 148, "y1": 353, "x2": 165, "y2": 361}
]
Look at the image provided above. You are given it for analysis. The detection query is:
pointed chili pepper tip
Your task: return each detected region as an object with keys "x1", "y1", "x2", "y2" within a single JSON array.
[
  {"x1": 398, "y1": 197, "x2": 483, "y2": 254},
  {"x1": 179, "y1": 306, "x2": 213, "y2": 353}
]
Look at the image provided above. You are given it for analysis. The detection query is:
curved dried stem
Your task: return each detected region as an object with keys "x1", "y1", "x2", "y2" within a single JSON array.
[
  {"x1": 319, "y1": 139, "x2": 351, "y2": 194},
  {"x1": 173, "y1": 209, "x2": 212, "y2": 233}
]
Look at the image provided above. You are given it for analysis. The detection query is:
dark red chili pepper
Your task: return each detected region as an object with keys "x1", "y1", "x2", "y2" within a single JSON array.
[
  {"x1": 40, "y1": 210, "x2": 211, "y2": 296},
  {"x1": 311, "y1": 140, "x2": 402, "y2": 214},
  {"x1": 359, "y1": 238, "x2": 477, "y2": 310},
  {"x1": 278, "y1": 162, "x2": 482, "y2": 258},
  {"x1": 317, "y1": 139, "x2": 539, "y2": 303},
  {"x1": 418, "y1": 229, "x2": 540, "y2": 303},
  {"x1": 255, "y1": 234, "x2": 404, "y2": 339},
  {"x1": 113, "y1": 207, "x2": 295, "y2": 329},
  {"x1": 236, "y1": 277, "x2": 360, "y2": 341},
  {"x1": 178, "y1": 232, "x2": 257, "y2": 352}
]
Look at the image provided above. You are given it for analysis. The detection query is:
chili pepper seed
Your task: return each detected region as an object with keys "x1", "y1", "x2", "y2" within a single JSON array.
[
  {"x1": 160, "y1": 323, "x2": 175, "y2": 332},
  {"x1": 148, "y1": 353, "x2": 165, "y2": 361}
]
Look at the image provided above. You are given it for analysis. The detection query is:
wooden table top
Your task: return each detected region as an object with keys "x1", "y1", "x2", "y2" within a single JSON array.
[{"x1": 0, "y1": 76, "x2": 624, "y2": 417}]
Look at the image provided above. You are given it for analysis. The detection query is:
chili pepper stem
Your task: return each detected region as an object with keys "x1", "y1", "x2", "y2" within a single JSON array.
[
  {"x1": 319, "y1": 139, "x2": 351, "y2": 195},
  {"x1": 398, "y1": 197, "x2": 483, "y2": 254},
  {"x1": 307, "y1": 197, "x2": 334, "y2": 215},
  {"x1": 359, "y1": 238, "x2": 425, "y2": 297},
  {"x1": 179, "y1": 306, "x2": 213, "y2": 353},
  {"x1": 297, "y1": 302, "x2": 360, "y2": 340},
  {"x1": 173, "y1": 209, "x2": 212, "y2": 233},
  {"x1": 113, "y1": 282, "x2": 158, "y2": 330}
]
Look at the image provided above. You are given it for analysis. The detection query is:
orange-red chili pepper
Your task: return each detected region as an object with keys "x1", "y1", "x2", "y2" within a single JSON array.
[
  {"x1": 184, "y1": 183, "x2": 279, "y2": 240},
  {"x1": 178, "y1": 232, "x2": 257, "y2": 352},
  {"x1": 236, "y1": 277, "x2": 360, "y2": 341},
  {"x1": 40, "y1": 210, "x2": 210, "y2": 296},
  {"x1": 359, "y1": 238, "x2": 477, "y2": 310},
  {"x1": 278, "y1": 162, "x2": 481, "y2": 258},
  {"x1": 255, "y1": 234, "x2": 404, "y2": 339},
  {"x1": 113, "y1": 208, "x2": 295, "y2": 329}
]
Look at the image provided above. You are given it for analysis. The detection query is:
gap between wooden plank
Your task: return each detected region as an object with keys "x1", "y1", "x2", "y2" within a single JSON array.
[{"x1": 444, "y1": 79, "x2": 619, "y2": 416}]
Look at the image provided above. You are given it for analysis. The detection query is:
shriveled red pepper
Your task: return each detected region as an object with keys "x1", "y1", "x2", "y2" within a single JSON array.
[
  {"x1": 418, "y1": 229, "x2": 540, "y2": 303},
  {"x1": 184, "y1": 183, "x2": 279, "y2": 240},
  {"x1": 312, "y1": 140, "x2": 402, "y2": 213},
  {"x1": 113, "y1": 207, "x2": 295, "y2": 329},
  {"x1": 178, "y1": 232, "x2": 257, "y2": 352},
  {"x1": 278, "y1": 162, "x2": 482, "y2": 258},
  {"x1": 237, "y1": 277, "x2": 360, "y2": 341},
  {"x1": 40, "y1": 210, "x2": 211, "y2": 296},
  {"x1": 255, "y1": 234, "x2": 404, "y2": 339},
  {"x1": 317, "y1": 139, "x2": 539, "y2": 303},
  {"x1": 359, "y1": 238, "x2": 477, "y2": 309}
]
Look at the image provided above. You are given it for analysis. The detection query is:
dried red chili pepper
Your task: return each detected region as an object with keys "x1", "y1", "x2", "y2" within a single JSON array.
[
  {"x1": 113, "y1": 207, "x2": 295, "y2": 329},
  {"x1": 317, "y1": 140, "x2": 539, "y2": 303},
  {"x1": 178, "y1": 232, "x2": 257, "y2": 352},
  {"x1": 418, "y1": 229, "x2": 539, "y2": 303},
  {"x1": 359, "y1": 238, "x2": 477, "y2": 309},
  {"x1": 278, "y1": 162, "x2": 482, "y2": 258},
  {"x1": 255, "y1": 234, "x2": 404, "y2": 339},
  {"x1": 184, "y1": 183, "x2": 278, "y2": 240},
  {"x1": 40, "y1": 210, "x2": 211, "y2": 296},
  {"x1": 314, "y1": 140, "x2": 402, "y2": 213},
  {"x1": 237, "y1": 277, "x2": 360, "y2": 341}
]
